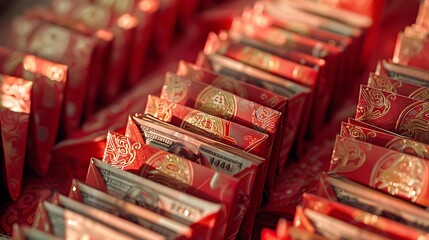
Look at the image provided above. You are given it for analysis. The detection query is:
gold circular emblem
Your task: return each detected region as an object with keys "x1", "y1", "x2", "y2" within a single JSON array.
[
  {"x1": 181, "y1": 110, "x2": 236, "y2": 145},
  {"x1": 195, "y1": 86, "x2": 236, "y2": 120},
  {"x1": 370, "y1": 152, "x2": 427, "y2": 202},
  {"x1": 395, "y1": 102, "x2": 429, "y2": 144},
  {"x1": 238, "y1": 46, "x2": 280, "y2": 72},
  {"x1": 142, "y1": 152, "x2": 193, "y2": 192},
  {"x1": 409, "y1": 88, "x2": 429, "y2": 101}
]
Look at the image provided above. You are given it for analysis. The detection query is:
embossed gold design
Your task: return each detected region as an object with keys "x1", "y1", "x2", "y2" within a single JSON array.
[
  {"x1": 0, "y1": 75, "x2": 32, "y2": 113},
  {"x1": 29, "y1": 26, "x2": 70, "y2": 60},
  {"x1": 396, "y1": 102, "x2": 429, "y2": 144},
  {"x1": 237, "y1": 46, "x2": 280, "y2": 72},
  {"x1": 251, "y1": 104, "x2": 280, "y2": 133},
  {"x1": 161, "y1": 74, "x2": 190, "y2": 103},
  {"x1": 356, "y1": 87, "x2": 395, "y2": 121},
  {"x1": 46, "y1": 65, "x2": 66, "y2": 83},
  {"x1": 181, "y1": 110, "x2": 236, "y2": 145},
  {"x1": 368, "y1": 74, "x2": 402, "y2": 94},
  {"x1": 330, "y1": 138, "x2": 367, "y2": 173},
  {"x1": 409, "y1": 88, "x2": 429, "y2": 101},
  {"x1": 143, "y1": 151, "x2": 193, "y2": 192},
  {"x1": 370, "y1": 152, "x2": 426, "y2": 202},
  {"x1": 195, "y1": 86, "x2": 236, "y2": 120},
  {"x1": 386, "y1": 138, "x2": 429, "y2": 160},
  {"x1": 212, "y1": 77, "x2": 248, "y2": 99},
  {"x1": 104, "y1": 133, "x2": 142, "y2": 170},
  {"x1": 145, "y1": 96, "x2": 173, "y2": 122},
  {"x1": 260, "y1": 94, "x2": 280, "y2": 108},
  {"x1": 340, "y1": 124, "x2": 377, "y2": 142}
]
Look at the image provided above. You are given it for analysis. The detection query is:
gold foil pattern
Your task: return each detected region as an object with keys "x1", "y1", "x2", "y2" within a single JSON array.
[
  {"x1": 237, "y1": 46, "x2": 280, "y2": 72},
  {"x1": 370, "y1": 152, "x2": 425, "y2": 202},
  {"x1": 386, "y1": 138, "x2": 429, "y2": 159},
  {"x1": 161, "y1": 74, "x2": 191, "y2": 103},
  {"x1": 105, "y1": 133, "x2": 142, "y2": 170},
  {"x1": 251, "y1": 104, "x2": 280, "y2": 133},
  {"x1": 146, "y1": 96, "x2": 173, "y2": 122},
  {"x1": 368, "y1": 74, "x2": 402, "y2": 94},
  {"x1": 357, "y1": 87, "x2": 395, "y2": 121},
  {"x1": 331, "y1": 138, "x2": 367, "y2": 173},
  {"x1": 396, "y1": 102, "x2": 429, "y2": 143},
  {"x1": 195, "y1": 86, "x2": 236, "y2": 120},
  {"x1": 143, "y1": 151, "x2": 193, "y2": 192},
  {"x1": 181, "y1": 110, "x2": 237, "y2": 145}
]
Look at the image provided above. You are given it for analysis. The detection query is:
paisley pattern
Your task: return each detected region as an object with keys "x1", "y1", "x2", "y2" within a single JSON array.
[
  {"x1": 330, "y1": 137, "x2": 368, "y2": 173},
  {"x1": 368, "y1": 74, "x2": 402, "y2": 94},
  {"x1": 251, "y1": 104, "x2": 280, "y2": 133},
  {"x1": 104, "y1": 133, "x2": 142, "y2": 170},
  {"x1": 340, "y1": 124, "x2": 377, "y2": 142},
  {"x1": 356, "y1": 87, "x2": 395, "y2": 121}
]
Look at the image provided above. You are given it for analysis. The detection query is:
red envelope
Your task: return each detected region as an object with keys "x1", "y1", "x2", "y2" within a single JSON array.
[
  {"x1": 10, "y1": 15, "x2": 97, "y2": 137},
  {"x1": 331, "y1": 135, "x2": 429, "y2": 207},
  {"x1": 393, "y1": 31, "x2": 429, "y2": 71},
  {"x1": 228, "y1": 16, "x2": 335, "y2": 139},
  {"x1": 317, "y1": 173, "x2": 429, "y2": 232},
  {"x1": 376, "y1": 60, "x2": 429, "y2": 87},
  {"x1": 355, "y1": 85, "x2": 429, "y2": 144},
  {"x1": 0, "y1": 47, "x2": 67, "y2": 176},
  {"x1": 303, "y1": 193, "x2": 428, "y2": 239},
  {"x1": 176, "y1": 60, "x2": 289, "y2": 175},
  {"x1": 293, "y1": 206, "x2": 386, "y2": 239},
  {"x1": 341, "y1": 121, "x2": 429, "y2": 160},
  {"x1": 52, "y1": 0, "x2": 139, "y2": 102},
  {"x1": 85, "y1": 158, "x2": 222, "y2": 239},
  {"x1": 202, "y1": 32, "x2": 318, "y2": 156},
  {"x1": 102, "y1": 131, "x2": 239, "y2": 239},
  {"x1": 127, "y1": 115, "x2": 262, "y2": 239},
  {"x1": 144, "y1": 94, "x2": 270, "y2": 158},
  {"x1": 81, "y1": 0, "x2": 159, "y2": 87},
  {"x1": 196, "y1": 50, "x2": 310, "y2": 164},
  {"x1": 368, "y1": 72, "x2": 429, "y2": 101},
  {"x1": 160, "y1": 72, "x2": 281, "y2": 198},
  {"x1": 0, "y1": 74, "x2": 32, "y2": 201}
]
